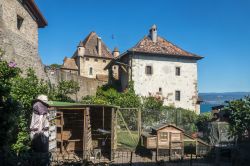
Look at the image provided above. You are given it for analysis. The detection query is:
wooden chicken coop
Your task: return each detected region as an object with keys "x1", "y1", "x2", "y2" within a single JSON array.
[
  {"x1": 141, "y1": 123, "x2": 184, "y2": 161},
  {"x1": 48, "y1": 102, "x2": 118, "y2": 162}
]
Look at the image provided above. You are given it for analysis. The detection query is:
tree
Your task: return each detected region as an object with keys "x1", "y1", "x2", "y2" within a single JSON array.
[
  {"x1": 196, "y1": 112, "x2": 211, "y2": 132},
  {"x1": 47, "y1": 80, "x2": 80, "y2": 102},
  {"x1": 223, "y1": 96, "x2": 250, "y2": 140},
  {"x1": 49, "y1": 63, "x2": 61, "y2": 69}
]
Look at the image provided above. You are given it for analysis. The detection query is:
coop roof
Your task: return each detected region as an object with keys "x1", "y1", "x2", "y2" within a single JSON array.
[
  {"x1": 141, "y1": 131, "x2": 155, "y2": 138},
  {"x1": 151, "y1": 123, "x2": 184, "y2": 132},
  {"x1": 48, "y1": 101, "x2": 119, "y2": 109}
]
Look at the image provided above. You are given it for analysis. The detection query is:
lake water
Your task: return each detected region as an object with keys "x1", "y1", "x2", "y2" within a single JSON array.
[{"x1": 200, "y1": 103, "x2": 217, "y2": 113}]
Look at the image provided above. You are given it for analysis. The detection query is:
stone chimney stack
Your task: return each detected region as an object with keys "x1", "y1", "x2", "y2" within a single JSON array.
[
  {"x1": 97, "y1": 37, "x2": 102, "y2": 56},
  {"x1": 112, "y1": 47, "x2": 120, "y2": 58},
  {"x1": 149, "y1": 24, "x2": 157, "y2": 43},
  {"x1": 77, "y1": 41, "x2": 85, "y2": 57}
]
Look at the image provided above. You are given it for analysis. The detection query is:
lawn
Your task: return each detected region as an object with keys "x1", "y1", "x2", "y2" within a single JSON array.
[{"x1": 117, "y1": 130, "x2": 139, "y2": 150}]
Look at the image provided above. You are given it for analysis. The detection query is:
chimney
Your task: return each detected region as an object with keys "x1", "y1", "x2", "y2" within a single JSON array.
[
  {"x1": 112, "y1": 47, "x2": 120, "y2": 58},
  {"x1": 149, "y1": 24, "x2": 157, "y2": 43},
  {"x1": 77, "y1": 41, "x2": 85, "y2": 57},
  {"x1": 97, "y1": 37, "x2": 102, "y2": 56}
]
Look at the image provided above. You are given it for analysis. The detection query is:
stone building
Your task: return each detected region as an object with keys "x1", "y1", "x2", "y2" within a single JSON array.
[
  {"x1": 0, "y1": 0, "x2": 47, "y2": 79},
  {"x1": 61, "y1": 32, "x2": 119, "y2": 82},
  {"x1": 107, "y1": 25, "x2": 203, "y2": 113}
]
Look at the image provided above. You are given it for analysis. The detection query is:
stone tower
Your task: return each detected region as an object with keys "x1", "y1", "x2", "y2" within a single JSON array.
[{"x1": 0, "y1": 0, "x2": 47, "y2": 79}]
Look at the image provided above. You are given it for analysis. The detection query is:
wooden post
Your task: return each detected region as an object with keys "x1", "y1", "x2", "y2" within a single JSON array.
[
  {"x1": 181, "y1": 133, "x2": 184, "y2": 160},
  {"x1": 195, "y1": 140, "x2": 198, "y2": 157},
  {"x1": 111, "y1": 107, "x2": 117, "y2": 160},
  {"x1": 138, "y1": 108, "x2": 142, "y2": 139},
  {"x1": 169, "y1": 132, "x2": 172, "y2": 161},
  {"x1": 102, "y1": 106, "x2": 105, "y2": 129},
  {"x1": 156, "y1": 131, "x2": 159, "y2": 162},
  {"x1": 83, "y1": 108, "x2": 86, "y2": 159},
  {"x1": 83, "y1": 107, "x2": 90, "y2": 159}
]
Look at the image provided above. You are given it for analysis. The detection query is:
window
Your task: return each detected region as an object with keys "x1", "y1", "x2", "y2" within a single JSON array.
[
  {"x1": 103, "y1": 60, "x2": 106, "y2": 63},
  {"x1": 175, "y1": 90, "x2": 181, "y2": 101},
  {"x1": 89, "y1": 67, "x2": 93, "y2": 75},
  {"x1": 176, "y1": 67, "x2": 181, "y2": 76},
  {"x1": 160, "y1": 132, "x2": 168, "y2": 141},
  {"x1": 86, "y1": 57, "x2": 89, "y2": 61},
  {"x1": 95, "y1": 58, "x2": 98, "y2": 62},
  {"x1": 159, "y1": 87, "x2": 162, "y2": 93},
  {"x1": 17, "y1": 15, "x2": 24, "y2": 30},
  {"x1": 145, "y1": 65, "x2": 152, "y2": 75}
]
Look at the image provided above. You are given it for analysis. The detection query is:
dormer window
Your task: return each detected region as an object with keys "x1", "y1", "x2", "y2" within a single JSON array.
[{"x1": 17, "y1": 15, "x2": 24, "y2": 30}]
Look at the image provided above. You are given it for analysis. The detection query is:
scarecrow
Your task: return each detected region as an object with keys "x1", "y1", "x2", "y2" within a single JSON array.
[{"x1": 30, "y1": 94, "x2": 50, "y2": 153}]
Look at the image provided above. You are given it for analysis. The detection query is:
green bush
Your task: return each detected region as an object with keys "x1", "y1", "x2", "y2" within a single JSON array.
[
  {"x1": 223, "y1": 96, "x2": 250, "y2": 140},
  {"x1": 0, "y1": 50, "x2": 80, "y2": 155}
]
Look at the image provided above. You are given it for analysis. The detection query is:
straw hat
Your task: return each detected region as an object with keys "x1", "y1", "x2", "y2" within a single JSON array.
[{"x1": 36, "y1": 94, "x2": 48, "y2": 103}]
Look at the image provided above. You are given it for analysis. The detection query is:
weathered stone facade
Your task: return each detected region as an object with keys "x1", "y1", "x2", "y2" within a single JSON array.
[
  {"x1": 0, "y1": 0, "x2": 47, "y2": 79},
  {"x1": 131, "y1": 54, "x2": 199, "y2": 113}
]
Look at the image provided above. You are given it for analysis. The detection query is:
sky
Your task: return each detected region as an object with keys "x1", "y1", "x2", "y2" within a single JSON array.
[{"x1": 36, "y1": 0, "x2": 250, "y2": 93}]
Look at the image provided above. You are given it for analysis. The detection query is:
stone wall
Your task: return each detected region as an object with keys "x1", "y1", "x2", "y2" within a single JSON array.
[
  {"x1": 130, "y1": 54, "x2": 200, "y2": 113},
  {"x1": 0, "y1": 0, "x2": 47, "y2": 79},
  {"x1": 47, "y1": 69, "x2": 106, "y2": 101}
]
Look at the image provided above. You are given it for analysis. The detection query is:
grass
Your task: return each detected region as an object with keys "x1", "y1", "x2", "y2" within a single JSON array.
[{"x1": 117, "y1": 129, "x2": 139, "y2": 150}]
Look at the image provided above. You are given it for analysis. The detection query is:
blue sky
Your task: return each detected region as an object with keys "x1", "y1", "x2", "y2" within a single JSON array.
[{"x1": 36, "y1": 0, "x2": 250, "y2": 93}]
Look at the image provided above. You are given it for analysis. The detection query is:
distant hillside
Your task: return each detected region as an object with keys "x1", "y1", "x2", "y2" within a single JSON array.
[{"x1": 199, "y1": 92, "x2": 250, "y2": 105}]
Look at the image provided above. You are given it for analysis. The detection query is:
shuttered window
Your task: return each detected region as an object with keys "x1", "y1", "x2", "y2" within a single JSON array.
[{"x1": 145, "y1": 66, "x2": 153, "y2": 75}]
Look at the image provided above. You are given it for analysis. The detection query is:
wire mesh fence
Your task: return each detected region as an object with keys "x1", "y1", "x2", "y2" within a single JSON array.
[{"x1": 117, "y1": 108, "x2": 141, "y2": 150}]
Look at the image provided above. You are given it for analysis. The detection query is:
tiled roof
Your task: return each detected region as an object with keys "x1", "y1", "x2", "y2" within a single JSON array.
[
  {"x1": 80, "y1": 32, "x2": 113, "y2": 59},
  {"x1": 61, "y1": 58, "x2": 78, "y2": 70},
  {"x1": 128, "y1": 36, "x2": 203, "y2": 60}
]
